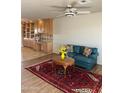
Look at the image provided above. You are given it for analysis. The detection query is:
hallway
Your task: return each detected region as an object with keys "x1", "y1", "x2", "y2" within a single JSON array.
[{"x1": 21, "y1": 47, "x2": 49, "y2": 61}]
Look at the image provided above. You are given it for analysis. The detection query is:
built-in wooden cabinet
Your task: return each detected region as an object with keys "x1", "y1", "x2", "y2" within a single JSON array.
[
  {"x1": 35, "y1": 19, "x2": 53, "y2": 53},
  {"x1": 35, "y1": 43, "x2": 41, "y2": 51},
  {"x1": 22, "y1": 21, "x2": 35, "y2": 39},
  {"x1": 23, "y1": 39, "x2": 35, "y2": 49},
  {"x1": 41, "y1": 42, "x2": 53, "y2": 53},
  {"x1": 22, "y1": 18, "x2": 53, "y2": 53}
]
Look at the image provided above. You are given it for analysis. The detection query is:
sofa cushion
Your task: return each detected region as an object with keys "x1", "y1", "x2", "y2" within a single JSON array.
[
  {"x1": 92, "y1": 48, "x2": 98, "y2": 54},
  {"x1": 75, "y1": 60, "x2": 96, "y2": 70},
  {"x1": 80, "y1": 46, "x2": 85, "y2": 54},
  {"x1": 73, "y1": 45, "x2": 81, "y2": 54},
  {"x1": 89, "y1": 54, "x2": 97, "y2": 60},
  {"x1": 67, "y1": 52, "x2": 76, "y2": 58},
  {"x1": 74, "y1": 54, "x2": 96, "y2": 64}
]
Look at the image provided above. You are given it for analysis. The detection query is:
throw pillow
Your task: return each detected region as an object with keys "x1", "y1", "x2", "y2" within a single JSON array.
[
  {"x1": 73, "y1": 45, "x2": 81, "y2": 54},
  {"x1": 83, "y1": 47, "x2": 92, "y2": 57}
]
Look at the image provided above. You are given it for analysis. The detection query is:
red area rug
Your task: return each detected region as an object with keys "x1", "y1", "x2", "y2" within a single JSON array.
[{"x1": 26, "y1": 59, "x2": 102, "y2": 93}]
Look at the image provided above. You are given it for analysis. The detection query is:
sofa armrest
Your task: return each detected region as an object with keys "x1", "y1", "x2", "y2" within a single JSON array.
[
  {"x1": 89, "y1": 54, "x2": 98, "y2": 60},
  {"x1": 67, "y1": 52, "x2": 77, "y2": 58}
]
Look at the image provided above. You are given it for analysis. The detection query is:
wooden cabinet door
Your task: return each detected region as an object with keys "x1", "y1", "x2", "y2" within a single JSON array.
[
  {"x1": 46, "y1": 42, "x2": 53, "y2": 53},
  {"x1": 35, "y1": 43, "x2": 41, "y2": 51},
  {"x1": 35, "y1": 20, "x2": 44, "y2": 33},
  {"x1": 43, "y1": 43, "x2": 47, "y2": 52},
  {"x1": 40, "y1": 43, "x2": 46, "y2": 52},
  {"x1": 41, "y1": 42, "x2": 52, "y2": 53},
  {"x1": 43, "y1": 19, "x2": 53, "y2": 34},
  {"x1": 23, "y1": 39, "x2": 26, "y2": 47},
  {"x1": 43, "y1": 19, "x2": 49, "y2": 34},
  {"x1": 23, "y1": 39, "x2": 28, "y2": 47},
  {"x1": 40, "y1": 44, "x2": 43, "y2": 51},
  {"x1": 49, "y1": 19, "x2": 53, "y2": 35}
]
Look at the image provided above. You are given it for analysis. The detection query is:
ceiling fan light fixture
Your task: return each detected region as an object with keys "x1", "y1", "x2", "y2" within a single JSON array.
[
  {"x1": 65, "y1": 12, "x2": 75, "y2": 17},
  {"x1": 67, "y1": 4, "x2": 72, "y2": 8}
]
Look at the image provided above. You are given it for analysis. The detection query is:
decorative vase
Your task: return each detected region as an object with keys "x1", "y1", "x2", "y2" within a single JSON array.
[
  {"x1": 61, "y1": 53, "x2": 65, "y2": 60},
  {"x1": 59, "y1": 46, "x2": 67, "y2": 60}
]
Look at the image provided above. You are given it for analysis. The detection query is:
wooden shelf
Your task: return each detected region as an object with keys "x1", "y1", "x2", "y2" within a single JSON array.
[{"x1": 22, "y1": 21, "x2": 35, "y2": 38}]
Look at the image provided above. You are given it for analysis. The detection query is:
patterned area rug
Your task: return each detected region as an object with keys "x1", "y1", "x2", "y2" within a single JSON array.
[{"x1": 26, "y1": 59, "x2": 102, "y2": 93}]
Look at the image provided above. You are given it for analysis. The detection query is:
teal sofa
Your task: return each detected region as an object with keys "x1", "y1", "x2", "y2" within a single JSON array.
[{"x1": 67, "y1": 45, "x2": 98, "y2": 70}]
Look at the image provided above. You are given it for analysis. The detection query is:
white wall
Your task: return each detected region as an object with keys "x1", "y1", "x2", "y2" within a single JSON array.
[{"x1": 53, "y1": 12, "x2": 102, "y2": 65}]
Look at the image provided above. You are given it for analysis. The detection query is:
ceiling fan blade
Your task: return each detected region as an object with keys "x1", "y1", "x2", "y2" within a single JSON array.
[
  {"x1": 49, "y1": 9, "x2": 65, "y2": 12},
  {"x1": 74, "y1": 6, "x2": 90, "y2": 9},
  {"x1": 71, "y1": 1, "x2": 77, "y2": 7},
  {"x1": 77, "y1": 11, "x2": 91, "y2": 14},
  {"x1": 55, "y1": 14, "x2": 65, "y2": 18},
  {"x1": 67, "y1": 0, "x2": 71, "y2": 6},
  {"x1": 51, "y1": 6, "x2": 66, "y2": 9}
]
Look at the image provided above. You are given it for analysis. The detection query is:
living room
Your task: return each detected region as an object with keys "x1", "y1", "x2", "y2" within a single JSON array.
[
  {"x1": 21, "y1": 0, "x2": 102, "y2": 93},
  {"x1": 2, "y1": 0, "x2": 124, "y2": 93}
]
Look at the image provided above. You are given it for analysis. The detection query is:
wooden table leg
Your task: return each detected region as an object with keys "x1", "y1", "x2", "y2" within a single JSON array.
[
  {"x1": 73, "y1": 65, "x2": 75, "y2": 73},
  {"x1": 63, "y1": 66, "x2": 67, "y2": 78},
  {"x1": 52, "y1": 62, "x2": 54, "y2": 73}
]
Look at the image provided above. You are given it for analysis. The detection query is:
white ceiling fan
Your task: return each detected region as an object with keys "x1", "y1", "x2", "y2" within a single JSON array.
[{"x1": 51, "y1": 0, "x2": 91, "y2": 18}]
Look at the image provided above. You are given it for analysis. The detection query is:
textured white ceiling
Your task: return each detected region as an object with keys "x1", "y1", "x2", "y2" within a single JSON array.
[{"x1": 21, "y1": 0, "x2": 102, "y2": 20}]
